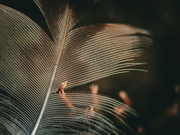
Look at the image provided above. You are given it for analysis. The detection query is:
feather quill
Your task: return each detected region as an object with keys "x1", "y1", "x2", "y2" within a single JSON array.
[{"x1": 0, "y1": 0, "x2": 152, "y2": 134}]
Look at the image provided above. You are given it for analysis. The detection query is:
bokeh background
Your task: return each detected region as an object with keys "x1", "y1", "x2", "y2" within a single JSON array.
[{"x1": 1, "y1": 0, "x2": 180, "y2": 134}]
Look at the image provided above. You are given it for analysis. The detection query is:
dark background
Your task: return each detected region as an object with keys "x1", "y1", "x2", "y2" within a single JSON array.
[{"x1": 1, "y1": 0, "x2": 180, "y2": 134}]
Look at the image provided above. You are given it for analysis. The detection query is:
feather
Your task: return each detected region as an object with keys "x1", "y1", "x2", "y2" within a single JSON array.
[
  {"x1": 0, "y1": 0, "x2": 152, "y2": 134},
  {"x1": 0, "y1": 4, "x2": 57, "y2": 135}
]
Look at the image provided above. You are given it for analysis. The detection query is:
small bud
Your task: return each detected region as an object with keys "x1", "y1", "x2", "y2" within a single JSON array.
[
  {"x1": 52, "y1": 81, "x2": 68, "y2": 95},
  {"x1": 59, "y1": 81, "x2": 68, "y2": 94},
  {"x1": 89, "y1": 105, "x2": 94, "y2": 111},
  {"x1": 61, "y1": 81, "x2": 68, "y2": 90},
  {"x1": 119, "y1": 91, "x2": 131, "y2": 106},
  {"x1": 90, "y1": 84, "x2": 99, "y2": 107},
  {"x1": 59, "y1": 82, "x2": 72, "y2": 107},
  {"x1": 137, "y1": 125, "x2": 144, "y2": 133},
  {"x1": 90, "y1": 84, "x2": 99, "y2": 95},
  {"x1": 86, "y1": 105, "x2": 94, "y2": 117}
]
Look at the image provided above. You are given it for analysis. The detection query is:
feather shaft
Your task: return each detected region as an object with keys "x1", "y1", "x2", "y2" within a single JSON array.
[{"x1": 31, "y1": 9, "x2": 70, "y2": 135}]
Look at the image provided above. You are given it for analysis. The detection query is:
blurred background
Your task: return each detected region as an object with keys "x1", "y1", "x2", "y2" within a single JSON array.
[{"x1": 1, "y1": 0, "x2": 180, "y2": 134}]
